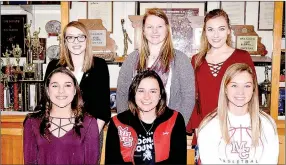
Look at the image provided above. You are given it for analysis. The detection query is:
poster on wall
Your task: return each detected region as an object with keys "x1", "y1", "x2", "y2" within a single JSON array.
[
  {"x1": 1, "y1": 15, "x2": 27, "y2": 57},
  {"x1": 138, "y1": 2, "x2": 206, "y2": 58}
]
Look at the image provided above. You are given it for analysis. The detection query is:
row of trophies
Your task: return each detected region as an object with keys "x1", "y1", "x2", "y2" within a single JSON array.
[{"x1": 0, "y1": 20, "x2": 44, "y2": 111}]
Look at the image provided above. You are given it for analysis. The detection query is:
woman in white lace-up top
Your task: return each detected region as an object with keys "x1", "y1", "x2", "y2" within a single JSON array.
[{"x1": 198, "y1": 63, "x2": 279, "y2": 164}]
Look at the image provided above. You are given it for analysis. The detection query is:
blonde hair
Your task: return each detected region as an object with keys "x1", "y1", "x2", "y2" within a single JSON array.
[
  {"x1": 137, "y1": 8, "x2": 174, "y2": 73},
  {"x1": 59, "y1": 21, "x2": 93, "y2": 72},
  {"x1": 195, "y1": 9, "x2": 232, "y2": 69},
  {"x1": 198, "y1": 63, "x2": 276, "y2": 147}
]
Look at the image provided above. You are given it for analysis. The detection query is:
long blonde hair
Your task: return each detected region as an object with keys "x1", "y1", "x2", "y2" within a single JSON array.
[
  {"x1": 59, "y1": 21, "x2": 93, "y2": 72},
  {"x1": 198, "y1": 63, "x2": 276, "y2": 147},
  {"x1": 195, "y1": 9, "x2": 232, "y2": 69},
  {"x1": 137, "y1": 8, "x2": 174, "y2": 73}
]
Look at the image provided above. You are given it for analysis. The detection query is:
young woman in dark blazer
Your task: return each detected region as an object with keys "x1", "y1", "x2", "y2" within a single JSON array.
[{"x1": 44, "y1": 21, "x2": 110, "y2": 132}]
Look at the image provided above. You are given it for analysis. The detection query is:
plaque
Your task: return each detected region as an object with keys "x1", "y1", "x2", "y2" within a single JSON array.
[
  {"x1": 231, "y1": 25, "x2": 267, "y2": 56},
  {"x1": 46, "y1": 45, "x2": 60, "y2": 60},
  {"x1": 236, "y1": 36, "x2": 258, "y2": 52},
  {"x1": 45, "y1": 20, "x2": 61, "y2": 36},
  {"x1": 78, "y1": 19, "x2": 117, "y2": 61},
  {"x1": 89, "y1": 30, "x2": 107, "y2": 46},
  {"x1": 1, "y1": 15, "x2": 27, "y2": 57}
]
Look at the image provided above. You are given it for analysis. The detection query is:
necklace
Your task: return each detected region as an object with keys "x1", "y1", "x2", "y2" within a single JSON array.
[{"x1": 139, "y1": 119, "x2": 154, "y2": 134}]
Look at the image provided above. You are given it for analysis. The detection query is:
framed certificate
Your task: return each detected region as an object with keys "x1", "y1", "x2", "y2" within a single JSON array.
[
  {"x1": 220, "y1": 2, "x2": 246, "y2": 25},
  {"x1": 258, "y1": 2, "x2": 274, "y2": 31},
  {"x1": 87, "y1": 2, "x2": 113, "y2": 32}
]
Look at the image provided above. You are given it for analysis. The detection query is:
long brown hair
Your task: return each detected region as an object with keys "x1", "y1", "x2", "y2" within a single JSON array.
[
  {"x1": 137, "y1": 8, "x2": 174, "y2": 73},
  {"x1": 59, "y1": 21, "x2": 93, "y2": 72},
  {"x1": 25, "y1": 67, "x2": 85, "y2": 139},
  {"x1": 195, "y1": 9, "x2": 232, "y2": 69},
  {"x1": 198, "y1": 63, "x2": 276, "y2": 147}
]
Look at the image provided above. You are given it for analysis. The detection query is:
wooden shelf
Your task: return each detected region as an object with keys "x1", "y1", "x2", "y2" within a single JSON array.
[
  {"x1": 282, "y1": 49, "x2": 285, "y2": 52},
  {"x1": 251, "y1": 56, "x2": 272, "y2": 66}
]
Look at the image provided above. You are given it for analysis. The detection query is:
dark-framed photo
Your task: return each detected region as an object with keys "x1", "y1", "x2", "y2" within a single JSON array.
[
  {"x1": 137, "y1": 2, "x2": 206, "y2": 58},
  {"x1": 220, "y1": 2, "x2": 246, "y2": 25},
  {"x1": 87, "y1": 2, "x2": 113, "y2": 32},
  {"x1": 258, "y1": 2, "x2": 274, "y2": 31},
  {"x1": 1, "y1": 15, "x2": 27, "y2": 57},
  {"x1": 110, "y1": 88, "x2": 117, "y2": 112}
]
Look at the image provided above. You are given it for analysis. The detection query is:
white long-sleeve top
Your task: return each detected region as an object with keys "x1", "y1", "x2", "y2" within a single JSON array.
[{"x1": 198, "y1": 112, "x2": 279, "y2": 164}]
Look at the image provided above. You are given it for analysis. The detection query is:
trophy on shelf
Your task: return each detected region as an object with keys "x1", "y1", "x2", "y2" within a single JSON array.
[
  {"x1": 121, "y1": 19, "x2": 132, "y2": 57},
  {"x1": 11, "y1": 44, "x2": 23, "y2": 81},
  {"x1": 32, "y1": 27, "x2": 44, "y2": 80},
  {"x1": 259, "y1": 66, "x2": 271, "y2": 108},
  {"x1": 24, "y1": 20, "x2": 38, "y2": 80},
  {"x1": 2, "y1": 73, "x2": 11, "y2": 111},
  {"x1": 0, "y1": 59, "x2": 4, "y2": 111},
  {"x1": 0, "y1": 58, "x2": 3, "y2": 78},
  {"x1": 2, "y1": 49, "x2": 12, "y2": 81}
]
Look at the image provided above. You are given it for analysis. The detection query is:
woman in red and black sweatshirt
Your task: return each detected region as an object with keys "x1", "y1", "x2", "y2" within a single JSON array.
[{"x1": 105, "y1": 70, "x2": 187, "y2": 165}]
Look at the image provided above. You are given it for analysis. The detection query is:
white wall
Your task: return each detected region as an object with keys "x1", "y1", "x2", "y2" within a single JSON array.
[{"x1": 1, "y1": 2, "x2": 277, "y2": 87}]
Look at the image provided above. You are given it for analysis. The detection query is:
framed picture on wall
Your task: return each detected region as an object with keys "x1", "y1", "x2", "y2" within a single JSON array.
[
  {"x1": 220, "y1": 2, "x2": 246, "y2": 25},
  {"x1": 110, "y1": 88, "x2": 117, "y2": 112},
  {"x1": 87, "y1": 2, "x2": 113, "y2": 32},
  {"x1": 138, "y1": 2, "x2": 206, "y2": 58},
  {"x1": 1, "y1": 15, "x2": 27, "y2": 57},
  {"x1": 258, "y1": 2, "x2": 274, "y2": 31}
]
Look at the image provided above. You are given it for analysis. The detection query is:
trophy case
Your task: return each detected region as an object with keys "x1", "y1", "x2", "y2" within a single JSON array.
[{"x1": 1, "y1": 4, "x2": 61, "y2": 113}]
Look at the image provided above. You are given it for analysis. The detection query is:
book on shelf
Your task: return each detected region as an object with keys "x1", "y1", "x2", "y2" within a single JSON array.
[{"x1": 278, "y1": 87, "x2": 285, "y2": 117}]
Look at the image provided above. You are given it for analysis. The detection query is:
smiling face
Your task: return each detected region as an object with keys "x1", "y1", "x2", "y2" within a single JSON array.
[
  {"x1": 226, "y1": 71, "x2": 254, "y2": 109},
  {"x1": 205, "y1": 16, "x2": 230, "y2": 49},
  {"x1": 65, "y1": 26, "x2": 87, "y2": 56},
  {"x1": 143, "y1": 15, "x2": 167, "y2": 47},
  {"x1": 135, "y1": 77, "x2": 161, "y2": 113},
  {"x1": 47, "y1": 72, "x2": 76, "y2": 109}
]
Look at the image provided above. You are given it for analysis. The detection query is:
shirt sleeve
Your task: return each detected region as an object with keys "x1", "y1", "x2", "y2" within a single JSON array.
[
  {"x1": 187, "y1": 55, "x2": 203, "y2": 132},
  {"x1": 176, "y1": 51, "x2": 196, "y2": 125},
  {"x1": 116, "y1": 52, "x2": 137, "y2": 114},
  {"x1": 197, "y1": 121, "x2": 221, "y2": 164},
  {"x1": 240, "y1": 51, "x2": 256, "y2": 75},
  {"x1": 259, "y1": 118, "x2": 279, "y2": 164},
  {"x1": 23, "y1": 118, "x2": 38, "y2": 165},
  {"x1": 105, "y1": 119, "x2": 127, "y2": 164},
  {"x1": 168, "y1": 112, "x2": 187, "y2": 164},
  {"x1": 87, "y1": 58, "x2": 111, "y2": 123},
  {"x1": 84, "y1": 117, "x2": 100, "y2": 164}
]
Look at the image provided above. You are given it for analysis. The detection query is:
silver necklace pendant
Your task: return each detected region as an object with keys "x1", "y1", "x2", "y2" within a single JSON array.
[{"x1": 139, "y1": 119, "x2": 154, "y2": 134}]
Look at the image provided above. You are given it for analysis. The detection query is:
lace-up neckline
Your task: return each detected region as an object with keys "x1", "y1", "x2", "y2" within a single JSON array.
[
  {"x1": 49, "y1": 116, "x2": 75, "y2": 138},
  {"x1": 207, "y1": 61, "x2": 225, "y2": 77}
]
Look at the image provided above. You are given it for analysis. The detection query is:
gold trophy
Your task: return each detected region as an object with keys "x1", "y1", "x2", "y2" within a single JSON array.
[
  {"x1": 2, "y1": 49, "x2": 12, "y2": 81},
  {"x1": 24, "y1": 21, "x2": 40, "y2": 80},
  {"x1": 11, "y1": 44, "x2": 23, "y2": 81},
  {"x1": 121, "y1": 19, "x2": 132, "y2": 57}
]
